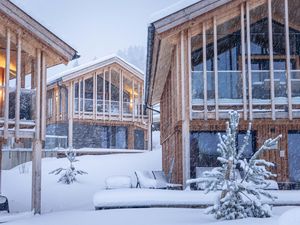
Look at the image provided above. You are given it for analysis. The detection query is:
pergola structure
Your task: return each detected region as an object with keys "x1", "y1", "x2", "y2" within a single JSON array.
[{"x1": 0, "y1": 0, "x2": 78, "y2": 213}]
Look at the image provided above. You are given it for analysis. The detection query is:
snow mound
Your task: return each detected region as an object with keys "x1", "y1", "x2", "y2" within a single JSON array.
[{"x1": 279, "y1": 207, "x2": 300, "y2": 225}]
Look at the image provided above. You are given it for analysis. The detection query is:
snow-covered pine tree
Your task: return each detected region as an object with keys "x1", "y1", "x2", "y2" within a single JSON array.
[
  {"x1": 50, "y1": 148, "x2": 87, "y2": 184},
  {"x1": 187, "y1": 111, "x2": 282, "y2": 220}
]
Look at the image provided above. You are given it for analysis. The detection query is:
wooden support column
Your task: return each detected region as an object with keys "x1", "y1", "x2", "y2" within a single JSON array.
[
  {"x1": 120, "y1": 71, "x2": 124, "y2": 121},
  {"x1": 93, "y1": 72, "x2": 96, "y2": 119},
  {"x1": 15, "y1": 31, "x2": 22, "y2": 141},
  {"x1": 246, "y1": 2, "x2": 253, "y2": 121},
  {"x1": 284, "y1": 0, "x2": 292, "y2": 120},
  {"x1": 41, "y1": 52, "x2": 47, "y2": 141},
  {"x1": 141, "y1": 86, "x2": 144, "y2": 123},
  {"x1": 82, "y1": 78, "x2": 85, "y2": 119},
  {"x1": 180, "y1": 30, "x2": 191, "y2": 186},
  {"x1": 213, "y1": 17, "x2": 219, "y2": 120},
  {"x1": 268, "y1": 0, "x2": 275, "y2": 120},
  {"x1": 103, "y1": 71, "x2": 106, "y2": 119},
  {"x1": 109, "y1": 68, "x2": 111, "y2": 120},
  {"x1": 68, "y1": 82, "x2": 73, "y2": 148},
  {"x1": 138, "y1": 83, "x2": 141, "y2": 121},
  {"x1": 119, "y1": 69, "x2": 122, "y2": 120},
  {"x1": 241, "y1": 3, "x2": 248, "y2": 121},
  {"x1": 203, "y1": 22, "x2": 208, "y2": 120},
  {"x1": 128, "y1": 126, "x2": 134, "y2": 149},
  {"x1": 4, "y1": 29, "x2": 11, "y2": 140},
  {"x1": 32, "y1": 48, "x2": 42, "y2": 214},
  {"x1": 78, "y1": 80, "x2": 81, "y2": 118},
  {"x1": 132, "y1": 80, "x2": 135, "y2": 121}
]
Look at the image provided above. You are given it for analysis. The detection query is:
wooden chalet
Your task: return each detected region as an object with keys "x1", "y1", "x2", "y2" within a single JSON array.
[
  {"x1": 146, "y1": 0, "x2": 300, "y2": 188},
  {"x1": 0, "y1": 0, "x2": 78, "y2": 213},
  {"x1": 47, "y1": 55, "x2": 148, "y2": 151}
]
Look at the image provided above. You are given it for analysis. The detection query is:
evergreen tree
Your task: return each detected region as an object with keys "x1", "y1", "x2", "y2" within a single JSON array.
[
  {"x1": 50, "y1": 148, "x2": 87, "y2": 184},
  {"x1": 187, "y1": 111, "x2": 281, "y2": 220}
]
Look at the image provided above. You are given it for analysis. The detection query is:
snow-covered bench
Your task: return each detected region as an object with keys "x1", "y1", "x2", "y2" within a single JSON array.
[
  {"x1": 93, "y1": 189, "x2": 300, "y2": 210},
  {"x1": 105, "y1": 176, "x2": 132, "y2": 189}
]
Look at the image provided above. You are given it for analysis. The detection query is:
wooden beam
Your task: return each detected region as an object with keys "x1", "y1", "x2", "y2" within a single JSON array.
[
  {"x1": 41, "y1": 52, "x2": 47, "y2": 141},
  {"x1": 93, "y1": 72, "x2": 96, "y2": 120},
  {"x1": 82, "y1": 78, "x2": 85, "y2": 119},
  {"x1": 109, "y1": 68, "x2": 111, "y2": 120},
  {"x1": 15, "y1": 31, "x2": 22, "y2": 141},
  {"x1": 246, "y1": 2, "x2": 253, "y2": 121},
  {"x1": 119, "y1": 69, "x2": 122, "y2": 120},
  {"x1": 213, "y1": 17, "x2": 219, "y2": 120},
  {"x1": 268, "y1": 0, "x2": 275, "y2": 120},
  {"x1": 203, "y1": 22, "x2": 208, "y2": 120},
  {"x1": 284, "y1": 0, "x2": 292, "y2": 120},
  {"x1": 121, "y1": 70, "x2": 124, "y2": 121},
  {"x1": 241, "y1": 3, "x2": 247, "y2": 121},
  {"x1": 35, "y1": 48, "x2": 41, "y2": 140},
  {"x1": 132, "y1": 80, "x2": 135, "y2": 121},
  {"x1": 103, "y1": 71, "x2": 106, "y2": 119},
  {"x1": 4, "y1": 28, "x2": 10, "y2": 140},
  {"x1": 68, "y1": 82, "x2": 73, "y2": 148}
]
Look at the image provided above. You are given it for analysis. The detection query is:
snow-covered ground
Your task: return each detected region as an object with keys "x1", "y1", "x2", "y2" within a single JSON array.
[
  {"x1": 5, "y1": 207, "x2": 300, "y2": 225},
  {"x1": 2, "y1": 150, "x2": 161, "y2": 213}
]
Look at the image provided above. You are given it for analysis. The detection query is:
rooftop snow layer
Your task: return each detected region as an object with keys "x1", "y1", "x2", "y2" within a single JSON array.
[
  {"x1": 149, "y1": 0, "x2": 201, "y2": 23},
  {"x1": 47, "y1": 54, "x2": 144, "y2": 84}
]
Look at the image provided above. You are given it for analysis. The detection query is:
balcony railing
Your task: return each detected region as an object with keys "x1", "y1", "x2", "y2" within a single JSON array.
[
  {"x1": 73, "y1": 98, "x2": 147, "y2": 122},
  {"x1": 191, "y1": 70, "x2": 300, "y2": 119}
]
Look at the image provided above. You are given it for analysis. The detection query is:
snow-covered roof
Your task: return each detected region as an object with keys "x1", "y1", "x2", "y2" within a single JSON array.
[
  {"x1": 47, "y1": 55, "x2": 144, "y2": 85},
  {"x1": 149, "y1": 0, "x2": 201, "y2": 23}
]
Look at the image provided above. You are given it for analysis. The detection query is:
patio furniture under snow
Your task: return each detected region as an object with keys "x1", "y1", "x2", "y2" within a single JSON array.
[
  {"x1": 135, "y1": 171, "x2": 182, "y2": 189},
  {"x1": 105, "y1": 176, "x2": 132, "y2": 189},
  {"x1": 0, "y1": 196, "x2": 9, "y2": 213}
]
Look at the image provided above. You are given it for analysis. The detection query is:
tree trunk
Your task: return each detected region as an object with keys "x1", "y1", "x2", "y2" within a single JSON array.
[{"x1": 221, "y1": 160, "x2": 233, "y2": 199}]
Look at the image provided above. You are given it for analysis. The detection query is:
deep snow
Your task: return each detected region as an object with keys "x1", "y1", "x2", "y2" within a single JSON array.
[{"x1": 2, "y1": 150, "x2": 161, "y2": 213}]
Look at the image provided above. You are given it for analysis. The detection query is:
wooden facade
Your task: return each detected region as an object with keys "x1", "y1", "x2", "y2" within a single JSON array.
[
  {"x1": 47, "y1": 56, "x2": 148, "y2": 150},
  {"x1": 146, "y1": 0, "x2": 300, "y2": 187},
  {"x1": 0, "y1": 0, "x2": 77, "y2": 213}
]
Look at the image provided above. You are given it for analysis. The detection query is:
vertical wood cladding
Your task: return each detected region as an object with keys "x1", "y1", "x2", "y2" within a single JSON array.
[{"x1": 190, "y1": 119, "x2": 300, "y2": 182}]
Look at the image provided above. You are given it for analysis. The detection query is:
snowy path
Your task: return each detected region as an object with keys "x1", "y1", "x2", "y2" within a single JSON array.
[{"x1": 4, "y1": 207, "x2": 300, "y2": 225}]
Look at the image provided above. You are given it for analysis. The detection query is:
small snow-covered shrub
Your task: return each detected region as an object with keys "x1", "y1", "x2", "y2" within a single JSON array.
[
  {"x1": 49, "y1": 148, "x2": 87, "y2": 184},
  {"x1": 187, "y1": 111, "x2": 281, "y2": 220}
]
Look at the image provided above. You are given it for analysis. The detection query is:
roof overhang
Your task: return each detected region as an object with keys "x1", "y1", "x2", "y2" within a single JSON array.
[{"x1": 0, "y1": 0, "x2": 79, "y2": 64}]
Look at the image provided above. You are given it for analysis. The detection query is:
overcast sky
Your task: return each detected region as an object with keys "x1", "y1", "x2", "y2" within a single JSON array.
[{"x1": 11, "y1": 0, "x2": 176, "y2": 76}]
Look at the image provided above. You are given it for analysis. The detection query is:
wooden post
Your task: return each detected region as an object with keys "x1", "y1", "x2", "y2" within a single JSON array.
[
  {"x1": 246, "y1": 2, "x2": 253, "y2": 121},
  {"x1": 268, "y1": 0, "x2": 275, "y2": 120},
  {"x1": 241, "y1": 3, "x2": 248, "y2": 121},
  {"x1": 41, "y1": 52, "x2": 47, "y2": 141},
  {"x1": 284, "y1": 0, "x2": 292, "y2": 120},
  {"x1": 15, "y1": 31, "x2": 22, "y2": 141},
  {"x1": 132, "y1": 80, "x2": 135, "y2": 121},
  {"x1": 103, "y1": 71, "x2": 106, "y2": 119},
  {"x1": 119, "y1": 69, "x2": 122, "y2": 120},
  {"x1": 203, "y1": 22, "x2": 208, "y2": 120},
  {"x1": 180, "y1": 30, "x2": 191, "y2": 186},
  {"x1": 68, "y1": 83, "x2": 73, "y2": 148},
  {"x1": 78, "y1": 80, "x2": 81, "y2": 118},
  {"x1": 95, "y1": 74, "x2": 98, "y2": 119},
  {"x1": 32, "y1": 49, "x2": 42, "y2": 214},
  {"x1": 82, "y1": 78, "x2": 85, "y2": 119},
  {"x1": 109, "y1": 68, "x2": 111, "y2": 120},
  {"x1": 4, "y1": 28, "x2": 11, "y2": 140},
  {"x1": 138, "y1": 83, "x2": 141, "y2": 121},
  {"x1": 213, "y1": 17, "x2": 219, "y2": 120},
  {"x1": 93, "y1": 72, "x2": 96, "y2": 120},
  {"x1": 121, "y1": 71, "x2": 124, "y2": 121}
]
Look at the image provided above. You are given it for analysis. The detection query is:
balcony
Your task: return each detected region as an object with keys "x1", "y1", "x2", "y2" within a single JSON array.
[{"x1": 191, "y1": 70, "x2": 300, "y2": 120}]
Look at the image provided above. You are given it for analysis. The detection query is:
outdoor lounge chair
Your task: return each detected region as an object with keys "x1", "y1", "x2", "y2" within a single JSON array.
[
  {"x1": 0, "y1": 195, "x2": 9, "y2": 213},
  {"x1": 135, "y1": 171, "x2": 182, "y2": 189}
]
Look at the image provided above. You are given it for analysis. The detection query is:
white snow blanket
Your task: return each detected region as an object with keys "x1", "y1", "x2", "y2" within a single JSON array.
[{"x1": 93, "y1": 189, "x2": 300, "y2": 209}]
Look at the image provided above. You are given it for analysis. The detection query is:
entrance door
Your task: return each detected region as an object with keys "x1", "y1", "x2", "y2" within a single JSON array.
[{"x1": 288, "y1": 131, "x2": 300, "y2": 182}]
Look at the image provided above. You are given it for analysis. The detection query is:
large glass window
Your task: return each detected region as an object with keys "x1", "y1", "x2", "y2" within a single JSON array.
[
  {"x1": 84, "y1": 77, "x2": 93, "y2": 112},
  {"x1": 190, "y1": 131, "x2": 255, "y2": 178},
  {"x1": 288, "y1": 131, "x2": 300, "y2": 182}
]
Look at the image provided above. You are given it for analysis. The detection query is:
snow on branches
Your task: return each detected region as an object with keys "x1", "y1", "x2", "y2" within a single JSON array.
[
  {"x1": 50, "y1": 148, "x2": 87, "y2": 184},
  {"x1": 187, "y1": 111, "x2": 282, "y2": 220}
]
